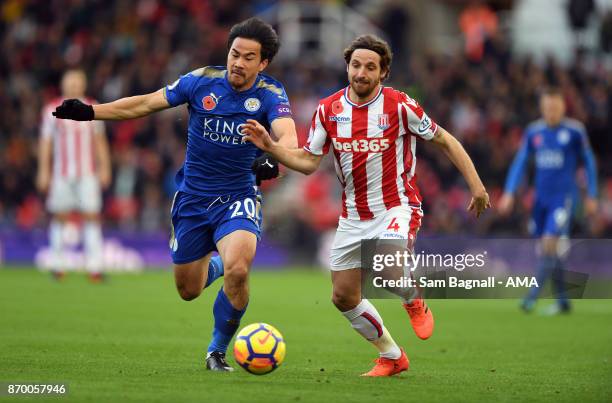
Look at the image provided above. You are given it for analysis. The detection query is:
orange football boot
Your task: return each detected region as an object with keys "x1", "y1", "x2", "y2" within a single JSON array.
[
  {"x1": 361, "y1": 348, "x2": 409, "y2": 377},
  {"x1": 403, "y1": 298, "x2": 434, "y2": 340}
]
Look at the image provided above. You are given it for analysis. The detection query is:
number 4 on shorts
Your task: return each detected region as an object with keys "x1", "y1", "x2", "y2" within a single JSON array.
[{"x1": 387, "y1": 217, "x2": 400, "y2": 232}]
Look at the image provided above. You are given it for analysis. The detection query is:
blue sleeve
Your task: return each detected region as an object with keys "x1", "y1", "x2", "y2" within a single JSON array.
[
  {"x1": 577, "y1": 130, "x2": 598, "y2": 197},
  {"x1": 264, "y1": 86, "x2": 293, "y2": 124},
  {"x1": 164, "y1": 72, "x2": 199, "y2": 107},
  {"x1": 504, "y1": 132, "x2": 532, "y2": 194}
]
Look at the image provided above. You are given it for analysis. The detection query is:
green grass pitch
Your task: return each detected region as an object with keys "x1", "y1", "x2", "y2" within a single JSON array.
[{"x1": 0, "y1": 268, "x2": 610, "y2": 402}]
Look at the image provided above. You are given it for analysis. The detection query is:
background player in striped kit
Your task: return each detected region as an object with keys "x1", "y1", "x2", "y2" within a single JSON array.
[
  {"x1": 37, "y1": 69, "x2": 111, "y2": 282},
  {"x1": 243, "y1": 35, "x2": 490, "y2": 377}
]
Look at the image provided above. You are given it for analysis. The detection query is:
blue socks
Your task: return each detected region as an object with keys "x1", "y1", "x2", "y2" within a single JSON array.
[
  {"x1": 524, "y1": 254, "x2": 556, "y2": 305},
  {"x1": 204, "y1": 255, "x2": 224, "y2": 289},
  {"x1": 524, "y1": 254, "x2": 569, "y2": 310},
  {"x1": 203, "y1": 256, "x2": 248, "y2": 353},
  {"x1": 551, "y1": 257, "x2": 570, "y2": 310},
  {"x1": 207, "y1": 287, "x2": 247, "y2": 354}
]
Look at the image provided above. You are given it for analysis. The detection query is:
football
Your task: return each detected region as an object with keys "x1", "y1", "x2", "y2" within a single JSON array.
[{"x1": 233, "y1": 323, "x2": 286, "y2": 375}]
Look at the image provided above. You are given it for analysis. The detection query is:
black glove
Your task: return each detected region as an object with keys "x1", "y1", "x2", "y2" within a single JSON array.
[
  {"x1": 251, "y1": 153, "x2": 279, "y2": 186},
  {"x1": 52, "y1": 99, "x2": 94, "y2": 121}
]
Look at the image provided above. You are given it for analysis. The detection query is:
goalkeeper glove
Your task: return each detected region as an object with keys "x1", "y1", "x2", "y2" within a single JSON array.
[
  {"x1": 52, "y1": 99, "x2": 94, "y2": 121},
  {"x1": 251, "y1": 153, "x2": 279, "y2": 186}
]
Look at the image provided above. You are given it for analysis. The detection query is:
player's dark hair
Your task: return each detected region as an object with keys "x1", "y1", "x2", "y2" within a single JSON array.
[
  {"x1": 343, "y1": 35, "x2": 393, "y2": 81},
  {"x1": 227, "y1": 18, "x2": 280, "y2": 64},
  {"x1": 541, "y1": 86, "x2": 563, "y2": 98}
]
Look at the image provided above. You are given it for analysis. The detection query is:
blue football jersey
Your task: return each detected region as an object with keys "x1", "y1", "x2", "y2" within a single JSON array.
[
  {"x1": 164, "y1": 66, "x2": 293, "y2": 196},
  {"x1": 504, "y1": 118, "x2": 597, "y2": 201}
]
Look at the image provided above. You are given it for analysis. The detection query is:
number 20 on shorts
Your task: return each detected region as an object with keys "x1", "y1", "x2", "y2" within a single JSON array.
[{"x1": 229, "y1": 198, "x2": 259, "y2": 221}]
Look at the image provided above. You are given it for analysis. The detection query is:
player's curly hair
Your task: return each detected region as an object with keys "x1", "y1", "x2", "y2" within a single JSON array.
[
  {"x1": 344, "y1": 35, "x2": 393, "y2": 81},
  {"x1": 228, "y1": 18, "x2": 280, "y2": 64}
]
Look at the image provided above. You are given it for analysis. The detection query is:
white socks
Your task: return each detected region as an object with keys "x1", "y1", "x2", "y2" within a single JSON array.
[
  {"x1": 373, "y1": 326, "x2": 402, "y2": 359},
  {"x1": 84, "y1": 221, "x2": 103, "y2": 274},
  {"x1": 49, "y1": 220, "x2": 65, "y2": 271},
  {"x1": 342, "y1": 299, "x2": 402, "y2": 359}
]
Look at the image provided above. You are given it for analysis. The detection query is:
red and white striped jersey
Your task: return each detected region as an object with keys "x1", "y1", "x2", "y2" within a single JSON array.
[
  {"x1": 40, "y1": 98, "x2": 105, "y2": 179},
  {"x1": 304, "y1": 86, "x2": 438, "y2": 220}
]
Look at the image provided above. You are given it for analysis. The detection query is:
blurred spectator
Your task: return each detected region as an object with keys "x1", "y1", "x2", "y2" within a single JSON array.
[
  {"x1": 459, "y1": 0, "x2": 499, "y2": 62},
  {"x1": 377, "y1": 0, "x2": 411, "y2": 66},
  {"x1": 567, "y1": 0, "x2": 596, "y2": 31},
  {"x1": 601, "y1": 10, "x2": 612, "y2": 52}
]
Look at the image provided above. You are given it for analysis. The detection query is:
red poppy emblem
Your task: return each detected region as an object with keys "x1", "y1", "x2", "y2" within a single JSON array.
[
  {"x1": 331, "y1": 100, "x2": 343, "y2": 115},
  {"x1": 533, "y1": 134, "x2": 542, "y2": 148},
  {"x1": 203, "y1": 96, "x2": 216, "y2": 111}
]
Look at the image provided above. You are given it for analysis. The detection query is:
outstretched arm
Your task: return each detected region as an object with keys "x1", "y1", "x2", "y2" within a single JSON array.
[
  {"x1": 271, "y1": 117, "x2": 298, "y2": 149},
  {"x1": 242, "y1": 119, "x2": 322, "y2": 175},
  {"x1": 53, "y1": 89, "x2": 171, "y2": 121},
  {"x1": 429, "y1": 127, "x2": 491, "y2": 217},
  {"x1": 94, "y1": 89, "x2": 171, "y2": 120}
]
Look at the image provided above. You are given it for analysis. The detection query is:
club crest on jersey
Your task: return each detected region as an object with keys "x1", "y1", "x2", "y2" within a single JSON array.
[
  {"x1": 202, "y1": 93, "x2": 220, "y2": 111},
  {"x1": 557, "y1": 129, "x2": 570, "y2": 145},
  {"x1": 331, "y1": 100, "x2": 344, "y2": 115},
  {"x1": 378, "y1": 114, "x2": 390, "y2": 130},
  {"x1": 244, "y1": 97, "x2": 261, "y2": 112}
]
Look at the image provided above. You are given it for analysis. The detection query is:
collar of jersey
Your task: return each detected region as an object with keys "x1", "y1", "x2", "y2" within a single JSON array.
[
  {"x1": 222, "y1": 70, "x2": 260, "y2": 95},
  {"x1": 343, "y1": 85, "x2": 383, "y2": 108}
]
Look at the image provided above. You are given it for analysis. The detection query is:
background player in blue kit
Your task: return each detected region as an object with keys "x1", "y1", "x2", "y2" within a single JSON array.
[
  {"x1": 52, "y1": 18, "x2": 298, "y2": 371},
  {"x1": 499, "y1": 88, "x2": 598, "y2": 314}
]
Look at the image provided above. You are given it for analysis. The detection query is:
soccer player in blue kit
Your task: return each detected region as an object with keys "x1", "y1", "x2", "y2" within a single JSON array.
[
  {"x1": 52, "y1": 18, "x2": 297, "y2": 371},
  {"x1": 499, "y1": 88, "x2": 598, "y2": 314}
]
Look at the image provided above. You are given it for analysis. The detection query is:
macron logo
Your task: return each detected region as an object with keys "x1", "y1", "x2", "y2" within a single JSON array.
[{"x1": 329, "y1": 116, "x2": 351, "y2": 123}]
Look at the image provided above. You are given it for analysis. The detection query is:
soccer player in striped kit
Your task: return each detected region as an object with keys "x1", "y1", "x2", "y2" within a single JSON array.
[
  {"x1": 243, "y1": 35, "x2": 490, "y2": 376},
  {"x1": 37, "y1": 69, "x2": 111, "y2": 282}
]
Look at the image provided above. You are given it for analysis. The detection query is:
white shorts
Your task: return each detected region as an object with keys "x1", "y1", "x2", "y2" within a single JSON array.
[
  {"x1": 329, "y1": 205, "x2": 423, "y2": 271},
  {"x1": 47, "y1": 175, "x2": 102, "y2": 214}
]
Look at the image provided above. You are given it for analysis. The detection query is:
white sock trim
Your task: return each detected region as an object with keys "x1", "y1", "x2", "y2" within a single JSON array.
[
  {"x1": 341, "y1": 299, "x2": 369, "y2": 321},
  {"x1": 375, "y1": 326, "x2": 402, "y2": 359}
]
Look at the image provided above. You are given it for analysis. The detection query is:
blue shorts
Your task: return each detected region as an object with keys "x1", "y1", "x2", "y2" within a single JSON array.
[
  {"x1": 169, "y1": 190, "x2": 262, "y2": 264},
  {"x1": 530, "y1": 194, "x2": 573, "y2": 237}
]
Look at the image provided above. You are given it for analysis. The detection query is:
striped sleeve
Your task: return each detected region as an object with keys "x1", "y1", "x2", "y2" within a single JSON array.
[
  {"x1": 303, "y1": 104, "x2": 330, "y2": 155},
  {"x1": 88, "y1": 98, "x2": 105, "y2": 136},
  {"x1": 398, "y1": 92, "x2": 437, "y2": 141},
  {"x1": 40, "y1": 104, "x2": 57, "y2": 139},
  {"x1": 92, "y1": 120, "x2": 105, "y2": 136}
]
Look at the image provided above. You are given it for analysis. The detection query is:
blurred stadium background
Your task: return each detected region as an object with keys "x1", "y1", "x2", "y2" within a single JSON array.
[{"x1": 0, "y1": 0, "x2": 611, "y2": 271}]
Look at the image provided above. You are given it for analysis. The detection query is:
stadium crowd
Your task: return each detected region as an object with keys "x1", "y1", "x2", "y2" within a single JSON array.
[{"x1": 1, "y1": 0, "x2": 611, "y2": 256}]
